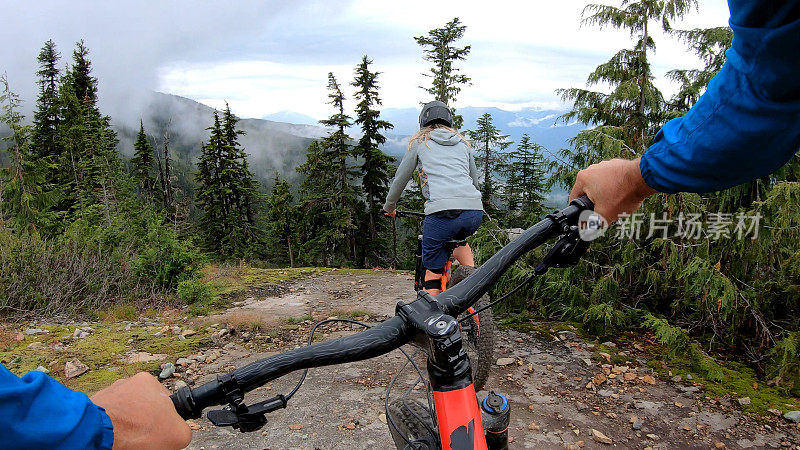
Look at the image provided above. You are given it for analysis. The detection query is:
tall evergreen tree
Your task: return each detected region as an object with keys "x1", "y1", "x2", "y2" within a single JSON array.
[
  {"x1": 194, "y1": 116, "x2": 225, "y2": 251},
  {"x1": 414, "y1": 17, "x2": 471, "y2": 128},
  {"x1": 56, "y1": 41, "x2": 126, "y2": 224},
  {"x1": 296, "y1": 140, "x2": 338, "y2": 266},
  {"x1": 221, "y1": 103, "x2": 263, "y2": 249},
  {"x1": 31, "y1": 40, "x2": 62, "y2": 170},
  {"x1": 195, "y1": 107, "x2": 263, "y2": 257},
  {"x1": 504, "y1": 134, "x2": 547, "y2": 226},
  {"x1": 525, "y1": 2, "x2": 800, "y2": 386},
  {"x1": 311, "y1": 73, "x2": 360, "y2": 263},
  {"x1": 468, "y1": 113, "x2": 511, "y2": 215},
  {"x1": 131, "y1": 120, "x2": 156, "y2": 200},
  {"x1": 265, "y1": 174, "x2": 296, "y2": 267},
  {"x1": 155, "y1": 123, "x2": 177, "y2": 214},
  {"x1": 0, "y1": 76, "x2": 56, "y2": 231},
  {"x1": 352, "y1": 56, "x2": 395, "y2": 266},
  {"x1": 69, "y1": 40, "x2": 97, "y2": 106},
  {"x1": 557, "y1": 0, "x2": 697, "y2": 161}
]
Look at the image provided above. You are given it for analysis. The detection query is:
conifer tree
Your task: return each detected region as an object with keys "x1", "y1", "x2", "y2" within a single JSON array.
[
  {"x1": 352, "y1": 56, "x2": 395, "y2": 266},
  {"x1": 265, "y1": 174, "x2": 296, "y2": 267},
  {"x1": 56, "y1": 41, "x2": 127, "y2": 224},
  {"x1": 415, "y1": 17, "x2": 471, "y2": 128},
  {"x1": 557, "y1": 0, "x2": 697, "y2": 160},
  {"x1": 307, "y1": 73, "x2": 360, "y2": 264},
  {"x1": 155, "y1": 123, "x2": 177, "y2": 214},
  {"x1": 468, "y1": 113, "x2": 511, "y2": 215},
  {"x1": 131, "y1": 120, "x2": 156, "y2": 200},
  {"x1": 221, "y1": 103, "x2": 263, "y2": 251},
  {"x1": 31, "y1": 40, "x2": 62, "y2": 170},
  {"x1": 296, "y1": 140, "x2": 338, "y2": 266},
  {"x1": 504, "y1": 134, "x2": 547, "y2": 226},
  {"x1": 526, "y1": 2, "x2": 800, "y2": 386},
  {"x1": 69, "y1": 40, "x2": 97, "y2": 106},
  {"x1": 0, "y1": 76, "x2": 56, "y2": 231},
  {"x1": 666, "y1": 27, "x2": 732, "y2": 114},
  {"x1": 195, "y1": 107, "x2": 263, "y2": 257}
]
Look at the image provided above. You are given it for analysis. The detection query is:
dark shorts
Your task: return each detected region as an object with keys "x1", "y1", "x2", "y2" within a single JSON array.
[{"x1": 422, "y1": 210, "x2": 484, "y2": 271}]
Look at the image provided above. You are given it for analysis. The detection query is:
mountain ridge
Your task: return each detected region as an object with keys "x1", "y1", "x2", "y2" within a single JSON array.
[{"x1": 111, "y1": 92, "x2": 583, "y2": 188}]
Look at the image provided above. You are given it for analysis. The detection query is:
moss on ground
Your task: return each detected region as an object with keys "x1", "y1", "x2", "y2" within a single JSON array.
[
  {"x1": 649, "y1": 348, "x2": 800, "y2": 415},
  {"x1": 499, "y1": 316, "x2": 800, "y2": 416},
  {"x1": 284, "y1": 314, "x2": 314, "y2": 325},
  {"x1": 203, "y1": 265, "x2": 325, "y2": 297},
  {"x1": 0, "y1": 322, "x2": 214, "y2": 395},
  {"x1": 185, "y1": 266, "x2": 327, "y2": 316}
]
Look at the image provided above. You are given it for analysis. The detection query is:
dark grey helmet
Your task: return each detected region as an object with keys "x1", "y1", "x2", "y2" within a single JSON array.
[{"x1": 419, "y1": 100, "x2": 453, "y2": 128}]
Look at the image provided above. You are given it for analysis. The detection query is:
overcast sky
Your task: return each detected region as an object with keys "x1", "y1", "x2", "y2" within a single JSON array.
[{"x1": 2, "y1": 0, "x2": 730, "y2": 122}]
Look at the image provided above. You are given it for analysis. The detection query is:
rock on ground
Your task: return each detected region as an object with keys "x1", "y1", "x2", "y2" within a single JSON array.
[{"x1": 64, "y1": 359, "x2": 88, "y2": 379}]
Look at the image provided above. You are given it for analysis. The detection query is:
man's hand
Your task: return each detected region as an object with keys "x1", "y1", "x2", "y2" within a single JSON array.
[
  {"x1": 569, "y1": 158, "x2": 658, "y2": 223},
  {"x1": 90, "y1": 372, "x2": 191, "y2": 450},
  {"x1": 383, "y1": 209, "x2": 396, "y2": 218}
]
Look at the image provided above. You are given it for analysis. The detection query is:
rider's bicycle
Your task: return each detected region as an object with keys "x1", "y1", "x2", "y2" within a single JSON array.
[
  {"x1": 391, "y1": 210, "x2": 495, "y2": 392},
  {"x1": 172, "y1": 197, "x2": 594, "y2": 450}
]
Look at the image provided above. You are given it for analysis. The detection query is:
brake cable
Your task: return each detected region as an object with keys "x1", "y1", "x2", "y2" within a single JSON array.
[
  {"x1": 459, "y1": 221, "x2": 590, "y2": 324},
  {"x1": 292, "y1": 317, "x2": 435, "y2": 449},
  {"x1": 458, "y1": 272, "x2": 537, "y2": 323},
  {"x1": 287, "y1": 318, "x2": 372, "y2": 400}
]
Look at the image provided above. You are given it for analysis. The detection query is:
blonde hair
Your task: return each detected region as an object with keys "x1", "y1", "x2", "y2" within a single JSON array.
[{"x1": 408, "y1": 123, "x2": 472, "y2": 150}]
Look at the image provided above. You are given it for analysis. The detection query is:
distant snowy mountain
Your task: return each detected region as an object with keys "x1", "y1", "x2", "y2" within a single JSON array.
[
  {"x1": 380, "y1": 106, "x2": 584, "y2": 159},
  {"x1": 261, "y1": 110, "x2": 320, "y2": 127}
]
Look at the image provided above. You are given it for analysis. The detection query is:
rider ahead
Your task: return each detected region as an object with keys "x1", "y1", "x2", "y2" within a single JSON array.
[{"x1": 383, "y1": 101, "x2": 484, "y2": 295}]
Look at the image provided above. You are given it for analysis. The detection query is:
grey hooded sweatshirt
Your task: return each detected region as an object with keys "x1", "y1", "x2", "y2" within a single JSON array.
[{"x1": 383, "y1": 128, "x2": 483, "y2": 215}]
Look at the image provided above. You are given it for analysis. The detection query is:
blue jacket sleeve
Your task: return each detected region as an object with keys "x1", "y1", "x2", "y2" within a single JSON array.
[
  {"x1": 640, "y1": 0, "x2": 800, "y2": 193},
  {"x1": 1, "y1": 364, "x2": 114, "y2": 449}
]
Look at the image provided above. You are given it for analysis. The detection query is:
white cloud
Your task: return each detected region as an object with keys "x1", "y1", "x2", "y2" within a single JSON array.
[
  {"x1": 3, "y1": 0, "x2": 731, "y2": 122},
  {"x1": 162, "y1": 0, "x2": 730, "y2": 119}
]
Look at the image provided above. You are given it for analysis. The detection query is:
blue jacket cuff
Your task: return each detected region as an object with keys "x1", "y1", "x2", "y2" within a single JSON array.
[{"x1": 94, "y1": 404, "x2": 115, "y2": 450}]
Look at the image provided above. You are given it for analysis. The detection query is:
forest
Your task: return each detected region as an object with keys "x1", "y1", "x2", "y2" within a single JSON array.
[{"x1": 1, "y1": 0, "x2": 798, "y2": 400}]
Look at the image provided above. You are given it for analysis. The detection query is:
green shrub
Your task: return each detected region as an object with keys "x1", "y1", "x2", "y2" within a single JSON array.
[
  {"x1": 132, "y1": 225, "x2": 203, "y2": 289},
  {"x1": 0, "y1": 224, "x2": 154, "y2": 316},
  {"x1": 177, "y1": 279, "x2": 215, "y2": 305},
  {"x1": 769, "y1": 332, "x2": 800, "y2": 395},
  {"x1": 583, "y1": 303, "x2": 626, "y2": 336}
]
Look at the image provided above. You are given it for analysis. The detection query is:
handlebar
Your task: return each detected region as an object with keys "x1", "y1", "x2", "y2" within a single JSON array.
[
  {"x1": 172, "y1": 196, "x2": 594, "y2": 420},
  {"x1": 385, "y1": 210, "x2": 426, "y2": 219}
]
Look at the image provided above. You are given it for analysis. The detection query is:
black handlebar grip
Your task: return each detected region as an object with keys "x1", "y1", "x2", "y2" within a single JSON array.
[
  {"x1": 171, "y1": 386, "x2": 199, "y2": 420},
  {"x1": 571, "y1": 195, "x2": 594, "y2": 211}
]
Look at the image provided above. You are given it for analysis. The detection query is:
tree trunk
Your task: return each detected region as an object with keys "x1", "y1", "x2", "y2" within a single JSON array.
[
  {"x1": 638, "y1": 18, "x2": 649, "y2": 148},
  {"x1": 368, "y1": 193, "x2": 376, "y2": 266},
  {"x1": 287, "y1": 235, "x2": 294, "y2": 268}
]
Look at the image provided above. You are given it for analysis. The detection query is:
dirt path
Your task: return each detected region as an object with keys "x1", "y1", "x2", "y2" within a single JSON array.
[{"x1": 179, "y1": 271, "x2": 799, "y2": 449}]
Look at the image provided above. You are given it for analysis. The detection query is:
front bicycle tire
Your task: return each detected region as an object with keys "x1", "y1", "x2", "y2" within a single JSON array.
[
  {"x1": 387, "y1": 399, "x2": 440, "y2": 450},
  {"x1": 448, "y1": 265, "x2": 495, "y2": 392}
]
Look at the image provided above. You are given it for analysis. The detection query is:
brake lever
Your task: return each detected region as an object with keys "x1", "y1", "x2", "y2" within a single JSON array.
[
  {"x1": 207, "y1": 394, "x2": 287, "y2": 432},
  {"x1": 534, "y1": 225, "x2": 589, "y2": 275}
]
